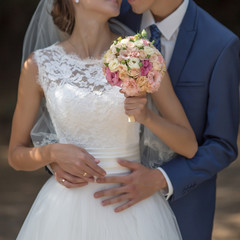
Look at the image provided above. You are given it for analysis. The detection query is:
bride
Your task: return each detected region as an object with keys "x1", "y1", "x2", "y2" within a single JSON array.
[{"x1": 8, "y1": 0, "x2": 197, "y2": 239}]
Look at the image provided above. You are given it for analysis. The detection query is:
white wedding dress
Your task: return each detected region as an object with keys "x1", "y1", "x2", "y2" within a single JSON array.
[{"x1": 17, "y1": 44, "x2": 182, "y2": 240}]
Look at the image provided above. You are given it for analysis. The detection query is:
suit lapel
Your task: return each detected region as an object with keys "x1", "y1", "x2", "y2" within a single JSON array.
[{"x1": 168, "y1": 0, "x2": 198, "y2": 88}]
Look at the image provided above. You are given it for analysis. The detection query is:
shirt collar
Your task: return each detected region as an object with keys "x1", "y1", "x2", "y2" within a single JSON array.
[{"x1": 141, "y1": 0, "x2": 189, "y2": 40}]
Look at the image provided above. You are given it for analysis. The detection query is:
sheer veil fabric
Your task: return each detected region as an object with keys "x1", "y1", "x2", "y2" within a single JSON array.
[{"x1": 23, "y1": 0, "x2": 176, "y2": 168}]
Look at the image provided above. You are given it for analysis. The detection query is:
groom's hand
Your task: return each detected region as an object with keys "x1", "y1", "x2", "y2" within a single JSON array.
[{"x1": 94, "y1": 159, "x2": 168, "y2": 212}]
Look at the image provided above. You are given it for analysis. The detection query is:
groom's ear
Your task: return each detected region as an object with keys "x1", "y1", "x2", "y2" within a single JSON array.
[{"x1": 115, "y1": 0, "x2": 142, "y2": 33}]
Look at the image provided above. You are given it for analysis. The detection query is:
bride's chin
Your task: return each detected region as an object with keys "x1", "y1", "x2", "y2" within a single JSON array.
[
  {"x1": 111, "y1": 10, "x2": 120, "y2": 17},
  {"x1": 106, "y1": 9, "x2": 120, "y2": 18}
]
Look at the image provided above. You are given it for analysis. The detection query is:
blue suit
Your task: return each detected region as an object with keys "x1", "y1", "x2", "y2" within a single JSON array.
[{"x1": 117, "y1": 1, "x2": 240, "y2": 239}]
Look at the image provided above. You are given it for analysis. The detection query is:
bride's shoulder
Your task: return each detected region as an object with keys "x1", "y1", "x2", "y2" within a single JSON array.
[{"x1": 22, "y1": 42, "x2": 63, "y2": 75}]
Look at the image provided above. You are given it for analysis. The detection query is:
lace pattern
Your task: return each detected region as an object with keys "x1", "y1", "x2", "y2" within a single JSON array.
[{"x1": 34, "y1": 44, "x2": 112, "y2": 95}]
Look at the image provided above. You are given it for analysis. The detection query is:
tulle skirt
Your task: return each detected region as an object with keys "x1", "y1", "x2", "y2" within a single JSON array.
[{"x1": 17, "y1": 175, "x2": 182, "y2": 240}]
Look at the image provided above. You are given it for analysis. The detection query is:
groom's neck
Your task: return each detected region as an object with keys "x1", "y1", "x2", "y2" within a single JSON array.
[{"x1": 150, "y1": 0, "x2": 184, "y2": 22}]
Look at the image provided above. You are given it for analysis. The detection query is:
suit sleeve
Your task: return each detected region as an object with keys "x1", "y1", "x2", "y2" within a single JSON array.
[{"x1": 161, "y1": 36, "x2": 240, "y2": 202}]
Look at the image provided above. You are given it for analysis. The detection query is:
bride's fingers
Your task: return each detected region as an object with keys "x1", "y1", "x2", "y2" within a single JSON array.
[
  {"x1": 125, "y1": 103, "x2": 145, "y2": 111},
  {"x1": 80, "y1": 153, "x2": 106, "y2": 177},
  {"x1": 80, "y1": 164, "x2": 105, "y2": 179},
  {"x1": 65, "y1": 182, "x2": 88, "y2": 189},
  {"x1": 64, "y1": 172, "x2": 90, "y2": 184},
  {"x1": 79, "y1": 147, "x2": 96, "y2": 162},
  {"x1": 54, "y1": 169, "x2": 90, "y2": 184},
  {"x1": 125, "y1": 97, "x2": 147, "y2": 106},
  {"x1": 59, "y1": 178, "x2": 88, "y2": 189}
]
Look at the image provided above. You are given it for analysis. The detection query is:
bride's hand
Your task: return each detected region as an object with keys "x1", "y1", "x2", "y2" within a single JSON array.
[
  {"x1": 51, "y1": 163, "x2": 90, "y2": 188},
  {"x1": 50, "y1": 143, "x2": 106, "y2": 181},
  {"x1": 124, "y1": 93, "x2": 150, "y2": 124}
]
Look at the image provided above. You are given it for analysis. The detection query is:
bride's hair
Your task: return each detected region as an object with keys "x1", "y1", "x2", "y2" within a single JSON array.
[{"x1": 51, "y1": 0, "x2": 75, "y2": 35}]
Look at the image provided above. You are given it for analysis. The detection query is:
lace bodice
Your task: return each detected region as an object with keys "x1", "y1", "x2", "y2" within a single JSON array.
[
  {"x1": 33, "y1": 44, "x2": 175, "y2": 172},
  {"x1": 34, "y1": 44, "x2": 140, "y2": 153}
]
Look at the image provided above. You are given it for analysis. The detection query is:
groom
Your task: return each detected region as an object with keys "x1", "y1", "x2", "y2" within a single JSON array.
[{"x1": 93, "y1": 0, "x2": 240, "y2": 239}]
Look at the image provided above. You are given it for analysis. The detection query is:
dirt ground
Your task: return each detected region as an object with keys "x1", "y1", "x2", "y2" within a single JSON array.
[{"x1": 0, "y1": 140, "x2": 239, "y2": 240}]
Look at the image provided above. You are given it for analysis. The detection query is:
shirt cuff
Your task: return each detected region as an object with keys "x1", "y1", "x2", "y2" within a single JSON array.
[{"x1": 157, "y1": 167, "x2": 174, "y2": 200}]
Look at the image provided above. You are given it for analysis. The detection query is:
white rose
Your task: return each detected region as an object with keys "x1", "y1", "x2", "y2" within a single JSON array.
[
  {"x1": 109, "y1": 58, "x2": 120, "y2": 72},
  {"x1": 120, "y1": 38, "x2": 130, "y2": 45},
  {"x1": 134, "y1": 39, "x2": 144, "y2": 48},
  {"x1": 104, "y1": 50, "x2": 115, "y2": 63},
  {"x1": 144, "y1": 46, "x2": 155, "y2": 56},
  {"x1": 128, "y1": 57, "x2": 140, "y2": 69},
  {"x1": 110, "y1": 43, "x2": 121, "y2": 54}
]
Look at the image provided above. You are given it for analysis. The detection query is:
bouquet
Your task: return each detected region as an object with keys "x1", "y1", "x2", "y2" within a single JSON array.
[{"x1": 103, "y1": 30, "x2": 166, "y2": 122}]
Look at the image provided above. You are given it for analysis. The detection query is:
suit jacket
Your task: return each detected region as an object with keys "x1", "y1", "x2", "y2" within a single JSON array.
[{"x1": 117, "y1": 1, "x2": 240, "y2": 239}]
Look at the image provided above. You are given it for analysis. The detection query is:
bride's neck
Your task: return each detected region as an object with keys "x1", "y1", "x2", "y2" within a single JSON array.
[{"x1": 69, "y1": 14, "x2": 115, "y2": 59}]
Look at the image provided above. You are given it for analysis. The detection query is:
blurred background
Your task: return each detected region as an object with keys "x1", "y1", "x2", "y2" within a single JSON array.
[{"x1": 0, "y1": 0, "x2": 240, "y2": 239}]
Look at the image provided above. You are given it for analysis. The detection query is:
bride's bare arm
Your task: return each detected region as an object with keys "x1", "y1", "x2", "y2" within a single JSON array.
[
  {"x1": 8, "y1": 55, "x2": 50, "y2": 170},
  {"x1": 124, "y1": 72, "x2": 198, "y2": 159},
  {"x1": 8, "y1": 55, "x2": 106, "y2": 179}
]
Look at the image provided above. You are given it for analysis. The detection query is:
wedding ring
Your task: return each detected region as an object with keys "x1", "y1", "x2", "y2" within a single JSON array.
[
  {"x1": 61, "y1": 178, "x2": 66, "y2": 183},
  {"x1": 83, "y1": 172, "x2": 87, "y2": 177}
]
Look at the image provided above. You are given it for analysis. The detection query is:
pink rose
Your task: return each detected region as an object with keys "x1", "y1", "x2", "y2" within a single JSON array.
[
  {"x1": 105, "y1": 67, "x2": 122, "y2": 87},
  {"x1": 140, "y1": 60, "x2": 153, "y2": 76},
  {"x1": 119, "y1": 49, "x2": 130, "y2": 59},
  {"x1": 128, "y1": 68, "x2": 141, "y2": 78},
  {"x1": 149, "y1": 54, "x2": 158, "y2": 63},
  {"x1": 158, "y1": 55, "x2": 165, "y2": 64},
  {"x1": 143, "y1": 39, "x2": 149, "y2": 46},
  {"x1": 146, "y1": 70, "x2": 161, "y2": 92},
  {"x1": 139, "y1": 50, "x2": 147, "y2": 60},
  {"x1": 121, "y1": 78, "x2": 139, "y2": 96}
]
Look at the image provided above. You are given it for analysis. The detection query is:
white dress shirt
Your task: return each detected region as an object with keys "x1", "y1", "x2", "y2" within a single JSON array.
[{"x1": 140, "y1": 0, "x2": 189, "y2": 199}]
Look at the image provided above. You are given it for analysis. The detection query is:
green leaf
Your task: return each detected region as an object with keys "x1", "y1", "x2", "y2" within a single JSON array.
[{"x1": 117, "y1": 36, "x2": 123, "y2": 42}]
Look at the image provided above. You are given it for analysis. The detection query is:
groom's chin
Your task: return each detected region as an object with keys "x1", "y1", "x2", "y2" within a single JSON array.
[{"x1": 127, "y1": 1, "x2": 146, "y2": 15}]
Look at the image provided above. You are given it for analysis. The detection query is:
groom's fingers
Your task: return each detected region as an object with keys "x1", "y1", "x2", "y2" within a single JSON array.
[
  {"x1": 96, "y1": 175, "x2": 128, "y2": 184},
  {"x1": 101, "y1": 193, "x2": 132, "y2": 207},
  {"x1": 94, "y1": 185, "x2": 128, "y2": 198},
  {"x1": 117, "y1": 159, "x2": 141, "y2": 170},
  {"x1": 114, "y1": 199, "x2": 138, "y2": 213}
]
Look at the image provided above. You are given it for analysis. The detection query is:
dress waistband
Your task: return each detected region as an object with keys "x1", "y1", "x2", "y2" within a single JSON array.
[{"x1": 85, "y1": 145, "x2": 140, "y2": 175}]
